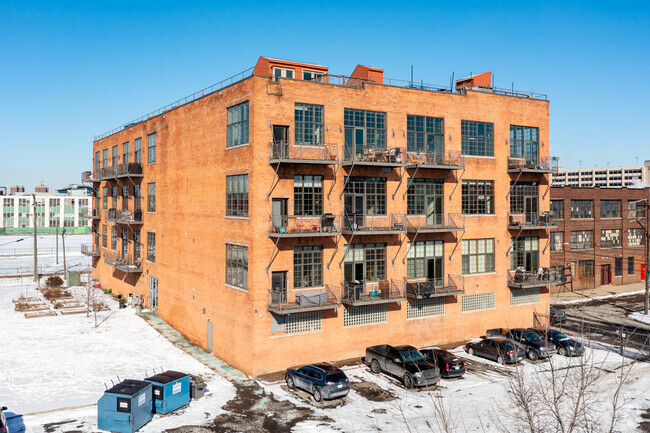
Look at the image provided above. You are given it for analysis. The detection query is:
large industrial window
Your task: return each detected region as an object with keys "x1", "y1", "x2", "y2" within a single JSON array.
[
  {"x1": 226, "y1": 244, "x2": 248, "y2": 290},
  {"x1": 123, "y1": 142, "x2": 130, "y2": 165},
  {"x1": 293, "y1": 246, "x2": 323, "y2": 289},
  {"x1": 462, "y1": 293, "x2": 495, "y2": 312},
  {"x1": 102, "y1": 149, "x2": 108, "y2": 168},
  {"x1": 344, "y1": 108, "x2": 387, "y2": 152},
  {"x1": 550, "y1": 200, "x2": 563, "y2": 219},
  {"x1": 615, "y1": 257, "x2": 623, "y2": 276},
  {"x1": 112, "y1": 186, "x2": 117, "y2": 209},
  {"x1": 550, "y1": 232, "x2": 563, "y2": 252},
  {"x1": 134, "y1": 184, "x2": 141, "y2": 210},
  {"x1": 227, "y1": 101, "x2": 249, "y2": 147},
  {"x1": 147, "y1": 232, "x2": 156, "y2": 263},
  {"x1": 226, "y1": 174, "x2": 249, "y2": 217},
  {"x1": 628, "y1": 200, "x2": 643, "y2": 220},
  {"x1": 111, "y1": 228, "x2": 117, "y2": 251},
  {"x1": 461, "y1": 120, "x2": 494, "y2": 156},
  {"x1": 462, "y1": 180, "x2": 494, "y2": 215},
  {"x1": 122, "y1": 185, "x2": 129, "y2": 210},
  {"x1": 95, "y1": 151, "x2": 100, "y2": 172},
  {"x1": 147, "y1": 133, "x2": 156, "y2": 164},
  {"x1": 628, "y1": 257, "x2": 634, "y2": 274},
  {"x1": 406, "y1": 115, "x2": 444, "y2": 154},
  {"x1": 600, "y1": 229, "x2": 621, "y2": 248},
  {"x1": 571, "y1": 230, "x2": 593, "y2": 249},
  {"x1": 407, "y1": 240, "x2": 443, "y2": 281},
  {"x1": 102, "y1": 187, "x2": 108, "y2": 209},
  {"x1": 133, "y1": 230, "x2": 141, "y2": 261},
  {"x1": 510, "y1": 237, "x2": 539, "y2": 271},
  {"x1": 407, "y1": 179, "x2": 443, "y2": 216},
  {"x1": 121, "y1": 229, "x2": 128, "y2": 257},
  {"x1": 509, "y1": 182, "x2": 538, "y2": 214},
  {"x1": 102, "y1": 224, "x2": 107, "y2": 248},
  {"x1": 600, "y1": 200, "x2": 621, "y2": 218},
  {"x1": 511, "y1": 288, "x2": 540, "y2": 306},
  {"x1": 462, "y1": 239, "x2": 495, "y2": 274},
  {"x1": 147, "y1": 183, "x2": 156, "y2": 213},
  {"x1": 294, "y1": 175, "x2": 323, "y2": 216},
  {"x1": 344, "y1": 177, "x2": 386, "y2": 216},
  {"x1": 343, "y1": 304, "x2": 387, "y2": 327},
  {"x1": 406, "y1": 298, "x2": 444, "y2": 319},
  {"x1": 344, "y1": 243, "x2": 386, "y2": 283},
  {"x1": 629, "y1": 228, "x2": 644, "y2": 246},
  {"x1": 134, "y1": 138, "x2": 142, "y2": 163},
  {"x1": 295, "y1": 103, "x2": 323, "y2": 145},
  {"x1": 509, "y1": 125, "x2": 539, "y2": 161},
  {"x1": 570, "y1": 200, "x2": 593, "y2": 219},
  {"x1": 579, "y1": 260, "x2": 594, "y2": 278}
]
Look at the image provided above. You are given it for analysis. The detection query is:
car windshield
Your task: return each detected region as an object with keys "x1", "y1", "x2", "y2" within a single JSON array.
[
  {"x1": 401, "y1": 349, "x2": 425, "y2": 363},
  {"x1": 326, "y1": 372, "x2": 346, "y2": 383},
  {"x1": 524, "y1": 332, "x2": 542, "y2": 342},
  {"x1": 552, "y1": 331, "x2": 569, "y2": 340}
]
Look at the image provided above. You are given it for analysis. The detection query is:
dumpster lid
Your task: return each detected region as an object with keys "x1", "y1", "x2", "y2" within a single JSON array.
[
  {"x1": 105, "y1": 379, "x2": 150, "y2": 396},
  {"x1": 144, "y1": 370, "x2": 188, "y2": 384}
]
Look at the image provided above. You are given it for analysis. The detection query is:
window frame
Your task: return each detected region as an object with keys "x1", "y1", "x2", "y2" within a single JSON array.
[
  {"x1": 462, "y1": 238, "x2": 495, "y2": 274},
  {"x1": 226, "y1": 243, "x2": 248, "y2": 290},
  {"x1": 462, "y1": 180, "x2": 494, "y2": 215},
  {"x1": 294, "y1": 103, "x2": 324, "y2": 146},
  {"x1": 147, "y1": 232, "x2": 156, "y2": 263},
  {"x1": 226, "y1": 174, "x2": 249, "y2": 217},
  {"x1": 226, "y1": 101, "x2": 250, "y2": 148},
  {"x1": 293, "y1": 246, "x2": 323, "y2": 289},
  {"x1": 147, "y1": 133, "x2": 157, "y2": 164},
  {"x1": 461, "y1": 120, "x2": 494, "y2": 157}
]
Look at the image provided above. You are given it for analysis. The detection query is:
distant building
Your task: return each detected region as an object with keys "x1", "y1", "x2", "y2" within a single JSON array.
[
  {"x1": 10, "y1": 185, "x2": 25, "y2": 194},
  {"x1": 552, "y1": 161, "x2": 650, "y2": 188},
  {"x1": 56, "y1": 184, "x2": 93, "y2": 195},
  {"x1": 0, "y1": 191, "x2": 92, "y2": 235},
  {"x1": 34, "y1": 181, "x2": 49, "y2": 193}
]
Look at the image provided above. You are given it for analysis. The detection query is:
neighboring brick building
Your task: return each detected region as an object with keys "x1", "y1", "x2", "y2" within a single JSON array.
[
  {"x1": 84, "y1": 56, "x2": 557, "y2": 376},
  {"x1": 550, "y1": 186, "x2": 648, "y2": 291}
]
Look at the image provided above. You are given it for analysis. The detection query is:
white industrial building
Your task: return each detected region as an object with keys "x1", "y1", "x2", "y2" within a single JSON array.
[{"x1": 551, "y1": 160, "x2": 650, "y2": 188}]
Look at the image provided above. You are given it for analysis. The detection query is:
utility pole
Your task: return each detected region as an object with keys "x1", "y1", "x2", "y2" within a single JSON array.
[
  {"x1": 56, "y1": 224, "x2": 59, "y2": 264},
  {"x1": 32, "y1": 194, "x2": 38, "y2": 282},
  {"x1": 62, "y1": 228, "x2": 67, "y2": 280}
]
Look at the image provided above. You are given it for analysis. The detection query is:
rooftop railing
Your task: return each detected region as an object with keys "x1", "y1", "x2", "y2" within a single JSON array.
[
  {"x1": 406, "y1": 275, "x2": 464, "y2": 299},
  {"x1": 342, "y1": 214, "x2": 406, "y2": 234},
  {"x1": 342, "y1": 280, "x2": 406, "y2": 306},
  {"x1": 269, "y1": 141, "x2": 338, "y2": 164},
  {"x1": 342, "y1": 146, "x2": 406, "y2": 166},
  {"x1": 269, "y1": 214, "x2": 340, "y2": 237},
  {"x1": 406, "y1": 150, "x2": 464, "y2": 168},
  {"x1": 508, "y1": 269, "x2": 560, "y2": 288},
  {"x1": 267, "y1": 284, "x2": 341, "y2": 315},
  {"x1": 508, "y1": 212, "x2": 558, "y2": 230},
  {"x1": 405, "y1": 213, "x2": 464, "y2": 233}
]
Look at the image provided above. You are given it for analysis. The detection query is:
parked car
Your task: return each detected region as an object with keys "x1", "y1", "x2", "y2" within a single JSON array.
[
  {"x1": 365, "y1": 344, "x2": 441, "y2": 388},
  {"x1": 486, "y1": 328, "x2": 557, "y2": 361},
  {"x1": 420, "y1": 348, "x2": 466, "y2": 378},
  {"x1": 0, "y1": 406, "x2": 8, "y2": 433},
  {"x1": 530, "y1": 328, "x2": 583, "y2": 357},
  {"x1": 285, "y1": 363, "x2": 349, "y2": 402},
  {"x1": 550, "y1": 306, "x2": 568, "y2": 324},
  {"x1": 466, "y1": 337, "x2": 525, "y2": 364}
]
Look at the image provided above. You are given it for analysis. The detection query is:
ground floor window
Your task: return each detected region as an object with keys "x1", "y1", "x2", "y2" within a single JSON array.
[
  {"x1": 461, "y1": 293, "x2": 495, "y2": 312},
  {"x1": 579, "y1": 260, "x2": 594, "y2": 278},
  {"x1": 628, "y1": 257, "x2": 634, "y2": 274},
  {"x1": 406, "y1": 298, "x2": 444, "y2": 319},
  {"x1": 615, "y1": 257, "x2": 622, "y2": 276},
  {"x1": 343, "y1": 304, "x2": 387, "y2": 327},
  {"x1": 510, "y1": 288, "x2": 540, "y2": 306}
]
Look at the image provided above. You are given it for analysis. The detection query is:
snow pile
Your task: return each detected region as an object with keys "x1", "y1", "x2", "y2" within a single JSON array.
[{"x1": 629, "y1": 311, "x2": 650, "y2": 325}]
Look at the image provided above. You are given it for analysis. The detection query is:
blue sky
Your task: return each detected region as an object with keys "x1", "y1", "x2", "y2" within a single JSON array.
[{"x1": 1, "y1": 1, "x2": 649, "y2": 190}]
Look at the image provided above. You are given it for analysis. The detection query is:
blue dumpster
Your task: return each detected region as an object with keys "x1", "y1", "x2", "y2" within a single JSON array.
[
  {"x1": 98, "y1": 379, "x2": 154, "y2": 433},
  {"x1": 143, "y1": 370, "x2": 190, "y2": 414}
]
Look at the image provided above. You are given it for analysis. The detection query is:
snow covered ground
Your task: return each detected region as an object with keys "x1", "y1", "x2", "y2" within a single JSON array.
[
  {"x1": 629, "y1": 311, "x2": 650, "y2": 325},
  {"x1": 0, "y1": 234, "x2": 92, "y2": 276}
]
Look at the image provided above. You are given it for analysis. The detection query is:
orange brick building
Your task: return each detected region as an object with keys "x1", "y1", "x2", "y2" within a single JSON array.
[{"x1": 83, "y1": 57, "x2": 557, "y2": 376}]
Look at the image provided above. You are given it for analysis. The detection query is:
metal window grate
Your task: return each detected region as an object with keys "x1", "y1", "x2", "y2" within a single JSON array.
[
  {"x1": 407, "y1": 298, "x2": 444, "y2": 319},
  {"x1": 462, "y1": 292, "x2": 495, "y2": 312},
  {"x1": 286, "y1": 312, "x2": 322, "y2": 334},
  {"x1": 510, "y1": 288, "x2": 540, "y2": 306},
  {"x1": 343, "y1": 304, "x2": 387, "y2": 327}
]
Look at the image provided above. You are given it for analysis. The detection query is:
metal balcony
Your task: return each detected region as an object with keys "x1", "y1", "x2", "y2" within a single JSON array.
[
  {"x1": 81, "y1": 171, "x2": 97, "y2": 183},
  {"x1": 81, "y1": 244, "x2": 100, "y2": 257},
  {"x1": 342, "y1": 214, "x2": 406, "y2": 235},
  {"x1": 406, "y1": 150, "x2": 464, "y2": 170},
  {"x1": 268, "y1": 141, "x2": 339, "y2": 165},
  {"x1": 267, "y1": 284, "x2": 341, "y2": 315},
  {"x1": 508, "y1": 212, "x2": 558, "y2": 230},
  {"x1": 507, "y1": 156, "x2": 558, "y2": 174},
  {"x1": 406, "y1": 275, "x2": 464, "y2": 299},
  {"x1": 405, "y1": 213, "x2": 464, "y2": 233},
  {"x1": 342, "y1": 146, "x2": 406, "y2": 167},
  {"x1": 116, "y1": 163, "x2": 144, "y2": 178},
  {"x1": 115, "y1": 209, "x2": 143, "y2": 225},
  {"x1": 341, "y1": 280, "x2": 406, "y2": 306},
  {"x1": 269, "y1": 214, "x2": 340, "y2": 237},
  {"x1": 103, "y1": 252, "x2": 142, "y2": 273},
  {"x1": 508, "y1": 269, "x2": 560, "y2": 289}
]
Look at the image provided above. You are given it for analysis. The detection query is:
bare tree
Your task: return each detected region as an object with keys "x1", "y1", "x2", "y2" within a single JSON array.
[{"x1": 82, "y1": 277, "x2": 104, "y2": 328}]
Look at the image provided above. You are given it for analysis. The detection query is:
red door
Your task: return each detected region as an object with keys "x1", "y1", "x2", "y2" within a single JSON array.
[{"x1": 600, "y1": 264, "x2": 611, "y2": 285}]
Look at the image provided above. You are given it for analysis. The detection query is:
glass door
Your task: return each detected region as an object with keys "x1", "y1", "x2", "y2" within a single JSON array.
[
  {"x1": 271, "y1": 271, "x2": 287, "y2": 304},
  {"x1": 525, "y1": 196, "x2": 538, "y2": 224}
]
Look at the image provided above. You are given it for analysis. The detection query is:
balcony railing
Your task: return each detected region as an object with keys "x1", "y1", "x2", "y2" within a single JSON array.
[
  {"x1": 90, "y1": 163, "x2": 143, "y2": 181},
  {"x1": 406, "y1": 275, "x2": 464, "y2": 299},
  {"x1": 342, "y1": 280, "x2": 406, "y2": 306},
  {"x1": 81, "y1": 243, "x2": 100, "y2": 257},
  {"x1": 507, "y1": 156, "x2": 558, "y2": 174},
  {"x1": 342, "y1": 146, "x2": 406, "y2": 167},
  {"x1": 406, "y1": 150, "x2": 464, "y2": 169},
  {"x1": 508, "y1": 212, "x2": 558, "y2": 230},
  {"x1": 105, "y1": 208, "x2": 118, "y2": 222},
  {"x1": 269, "y1": 141, "x2": 338, "y2": 164},
  {"x1": 115, "y1": 209, "x2": 143, "y2": 224},
  {"x1": 267, "y1": 284, "x2": 341, "y2": 315},
  {"x1": 342, "y1": 214, "x2": 406, "y2": 234},
  {"x1": 405, "y1": 213, "x2": 464, "y2": 233},
  {"x1": 103, "y1": 252, "x2": 142, "y2": 273},
  {"x1": 269, "y1": 214, "x2": 340, "y2": 237},
  {"x1": 81, "y1": 171, "x2": 96, "y2": 183},
  {"x1": 508, "y1": 269, "x2": 560, "y2": 289}
]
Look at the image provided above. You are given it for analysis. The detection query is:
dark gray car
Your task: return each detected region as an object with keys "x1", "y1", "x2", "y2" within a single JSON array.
[{"x1": 466, "y1": 338, "x2": 525, "y2": 364}]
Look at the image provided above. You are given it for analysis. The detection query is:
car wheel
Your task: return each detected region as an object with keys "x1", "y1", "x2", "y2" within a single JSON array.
[
  {"x1": 559, "y1": 347, "x2": 568, "y2": 356},
  {"x1": 527, "y1": 350, "x2": 538, "y2": 361},
  {"x1": 497, "y1": 356, "x2": 504, "y2": 365},
  {"x1": 403, "y1": 373, "x2": 415, "y2": 389},
  {"x1": 370, "y1": 359, "x2": 381, "y2": 374},
  {"x1": 468, "y1": 347, "x2": 475, "y2": 356},
  {"x1": 285, "y1": 374, "x2": 295, "y2": 389},
  {"x1": 312, "y1": 386, "x2": 322, "y2": 402}
]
